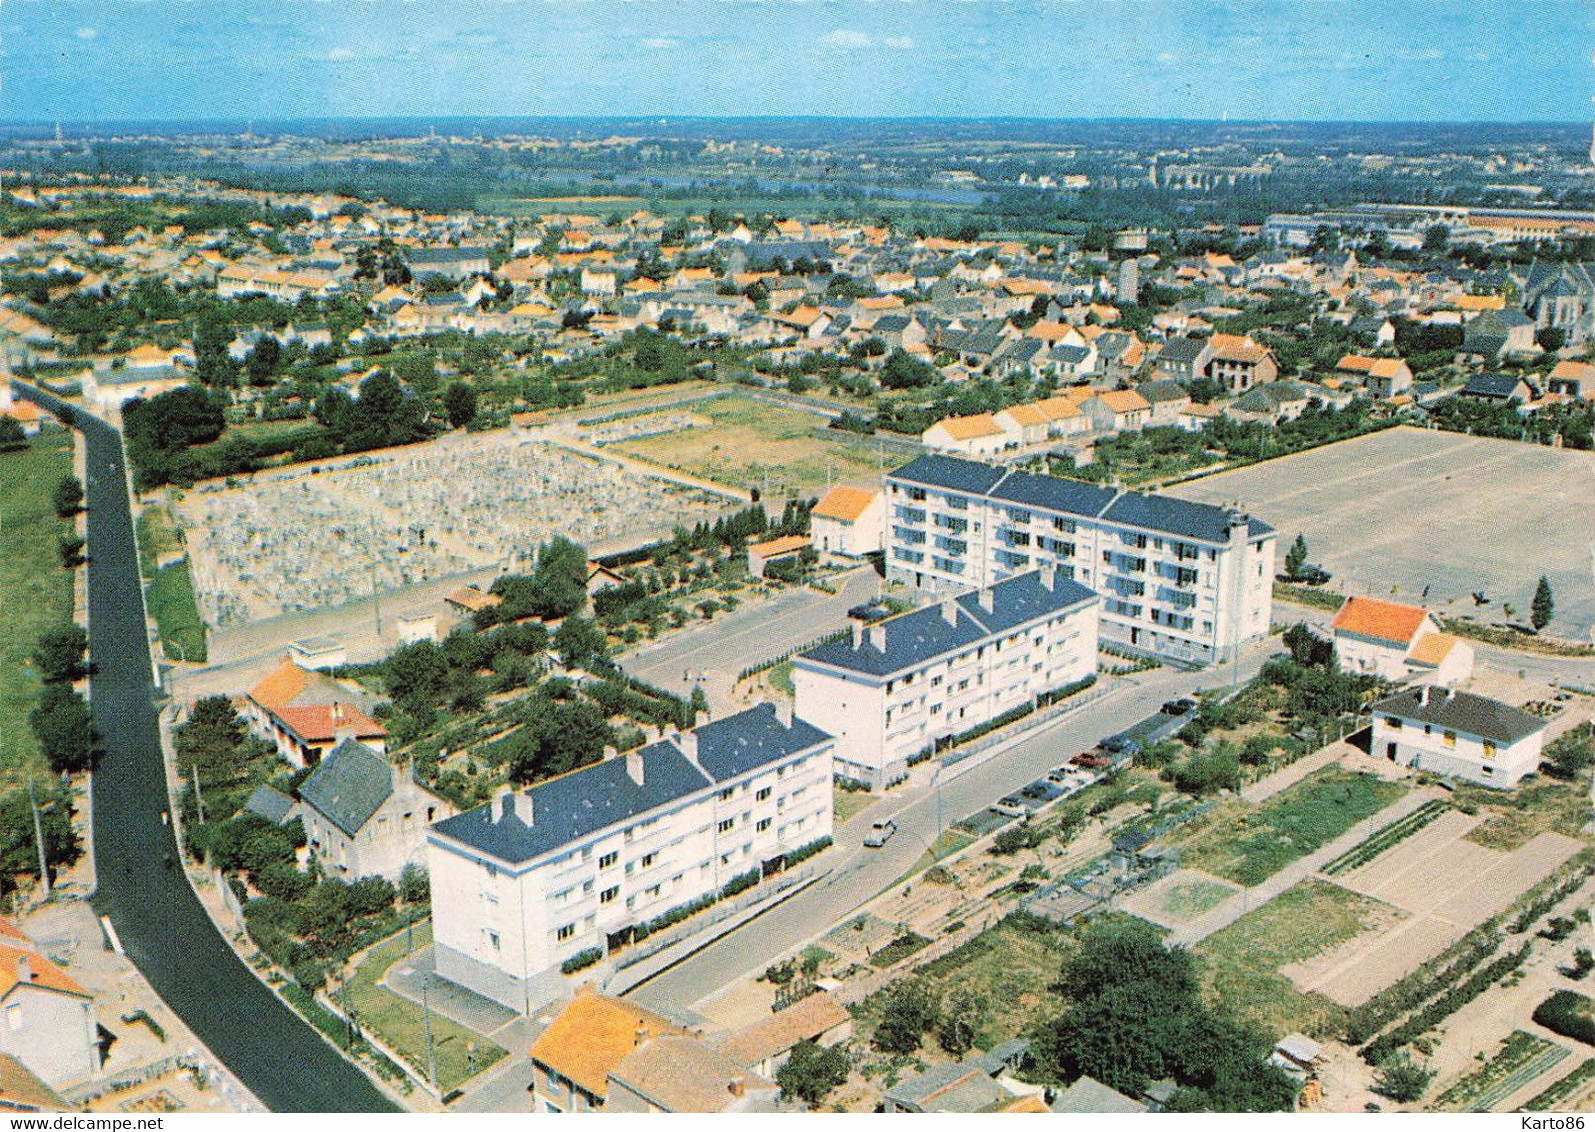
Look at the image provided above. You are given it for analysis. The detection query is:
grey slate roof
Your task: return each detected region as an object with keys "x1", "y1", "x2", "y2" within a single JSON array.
[
  {"x1": 1137, "y1": 379, "x2": 1190, "y2": 404},
  {"x1": 431, "y1": 706, "x2": 829, "y2": 866},
  {"x1": 1372, "y1": 687, "x2": 1546, "y2": 744},
  {"x1": 298, "y1": 739, "x2": 394, "y2": 839},
  {"x1": 890, "y1": 454, "x2": 1009, "y2": 497},
  {"x1": 1101, "y1": 489, "x2": 1261, "y2": 544},
  {"x1": 1462, "y1": 373, "x2": 1529, "y2": 400},
  {"x1": 244, "y1": 785, "x2": 300, "y2": 826},
  {"x1": 798, "y1": 571, "x2": 1096, "y2": 678},
  {"x1": 1051, "y1": 1076, "x2": 1148, "y2": 1114}
]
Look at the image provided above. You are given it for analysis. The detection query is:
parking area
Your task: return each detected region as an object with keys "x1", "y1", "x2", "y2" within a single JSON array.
[{"x1": 1167, "y1": 426, "x2": 1595, "y2": 638}]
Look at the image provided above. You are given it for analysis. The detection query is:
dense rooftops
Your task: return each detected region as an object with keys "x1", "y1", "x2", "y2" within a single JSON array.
[
  {"x1": 889, "y1": 454, "x2": 1274, "y2": 544},
  {"x1": 430, "y1": 704, "x2": 831, "y2": 866}
]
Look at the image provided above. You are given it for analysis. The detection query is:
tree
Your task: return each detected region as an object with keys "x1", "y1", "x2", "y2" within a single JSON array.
[
  {"x1": 879, "y1": 348, "x2": 936, "y2": 390},
  {"x1": 245, "y1": 335, "x2": 282, "y2": 385},
  {"x1": 32, "y1": 624, "x2": 88, "y2": 683},
  {"x1": 1542, "y1": 725, "x2": 1594, "y2": 781},
  {"x1": 443, "y1": 381, "x2": 479, "y2": 428},
  {"x1": 385, "y1": 640, "x2": 451, "y2": 711},
  {"x1": 30, "y1": 684, "x2": 93, "y2": 773},
  {"x1": 506, "y1": 695, "x2": 613, "y2": 783},
  {"x1": 174, "y1": 694, "x2": 248, "y2": 776},
  {"x1": 938, "y1": 985, "x2": 987, "y2": 1058},
  {"x1": 400, "y1": 863, "x2": 431, "y2": 904},
  {"x1": 0, "y1": 417, "x2": 25, "y2": 451},
  {"x1": 775, "y1": 1040, "x2": 850, "y2": 1106},
  {"x1": 1283, "y1": 533, "x2": 1308, "y2": 581},
  {"x1": 1422, "y1": 225, "x2": 1449, "y2": 254},
  {"x1": 526, "y1": 537, "x2": 590, "y2": 621},
  {"x1": 1372, "y1": 1053, "x2": 1434, "y2": 1103},
  {"x1": 553, "y1": 616, "x2": 607, "y2": 671},
  {"x1": 1532, "y1": 575, "x2": 1554, "y2": 631},
  {"x1": 59, "y1": 536, "x2": 86, "y2": 569},
  {"x1": 53, "y1": 475, "x2": 84, "y2": 517},
  {"x1": 0, "y1": 781, "x2": 79, "y2": 893},
  {"x1": 872, "y1": 980, "x2": 939, "y2": 1054}
]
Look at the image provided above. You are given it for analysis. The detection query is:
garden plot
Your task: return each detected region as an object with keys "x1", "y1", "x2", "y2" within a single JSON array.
[
  {"x1": 1303, "y1": 826, "x2": 1586, "y2": 1007},
  {"x1": 1121, "y1": 869, "x2": 1242, "y2": 930}
]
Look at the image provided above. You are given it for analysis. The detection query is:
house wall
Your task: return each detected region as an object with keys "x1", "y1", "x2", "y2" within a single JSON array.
[
  {"x1": 1334, "y1": 617, "x2": 1440, "y2": 680},
  {"x1": 1371, "y1": 714, "x2": 1542, "y2": 789},
  {"x1": 0, "y1": 987, "x2": 99, "y2": 1087},
  {"x1": 812, "y1": 496, "x2": 885, "y2": 558}
]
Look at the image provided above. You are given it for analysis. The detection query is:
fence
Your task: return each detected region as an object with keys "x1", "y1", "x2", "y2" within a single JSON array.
[{"x1": 63, "y1": 1050, "x2": 259, "y2": 1112}]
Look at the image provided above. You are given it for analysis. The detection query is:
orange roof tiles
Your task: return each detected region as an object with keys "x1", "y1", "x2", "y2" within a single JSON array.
[
  {"x1": 1330, "y1": 595, "x2": 1433, "y2": 647},
  {"x1": 749, "y1": 534, "x2": 811, "y2": 559},
  {"x1": 529, "y1": 992, "x2": 685, "y2": 1100},
  {"x1": 1096, "y1": 389, "x2": 1151, "y2": 412},
  {"x1": 1407, "y1": 632, "x2": 1462, "y2": 667},
  {"x1": 1207, "y1": 333, "x2": 1270, "y2": 364},
  {"x1": 0, "y1": 942, "x2": 90, "y2": 1002},
  {"x1": 1336, "y1": 355, "x2": 1378, "y2": 373},
  {"x1": 274, "y1": 704, "x2": 386, "y2": 745},
  {"x1": 934, "y1": 413, "x2": 1003, "y2": 440},
  {"x1": 250, "y1": 658, "x2": 313, "y2": 713},
  {"x1": 812, "y1": 485, "x2": 878, "y2": 523}
]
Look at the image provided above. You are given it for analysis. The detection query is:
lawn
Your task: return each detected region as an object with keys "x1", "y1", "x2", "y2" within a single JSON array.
[
  {"x1": 146, "y1": 557, "x2": 208, "y2": 664},
  {"x1": 0, "y1": 432, "x2": 77, "y2": 788},
  {"x1": 1458, "y1": 778, "x2": 1592, "y2": 851},
  {"x1": 904, "y1": 829, "x2": 978, "y2": 879},
  {"x1": 766, "y1": 659, "x2": 795, "y2": 697},
  {"x1": 344, "y1": 921, "x2": 507, "y2": 1095},
  {"x1": 833, "y1": 790, "x2": 876, "y2": 826},
  {"x1": 1194, "y1": 879, "x2": 1391, "y2": 1039},
  {"x1": 854, "y1": 915, "x2": 1076, "y2": 1051},
  {"x1": 613, "y1": 392, "x2": 887, "y2": 495},
  {"x1": 1157, "y1": 877, "x2": 1238, "y2": 921},
  {"x1": 135, "y1": 502, "x2": 183, "y2": 577},
  {"x1": 1174, "y1": 768, "x2": 1407, "y2": 886}
]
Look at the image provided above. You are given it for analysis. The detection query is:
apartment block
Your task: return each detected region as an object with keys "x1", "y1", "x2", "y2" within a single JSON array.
[
  {"x1": 792, "y1": 570, "x2": 1098, "y2": 789},
  {"x1": 426, "y1": 705, "x2": 833, "y2": 1013},
  {"x1": 883, "y1": 455, "x2": 1275, "y2": 667}
]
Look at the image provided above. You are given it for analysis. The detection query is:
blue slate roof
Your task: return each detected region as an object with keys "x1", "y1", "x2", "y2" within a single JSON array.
[
  {"x1": 245, "y1": 785, "x2": 299, "y2": 826},
  {"x1": 798, "y1": 571, "x2": 1096, "y2": 678},
  {"x1": 431, "y1": 706, "x2": 830, "y2": 866},
  {"x1": 299, "y1": 739, "x2": 394, "y2": 839},
  {"x1": 890, "y1": 455, "x2": 1275, "y2": 543},
  {"x1": 694, "y1": 702, "x2": 832, "y2": 783}
]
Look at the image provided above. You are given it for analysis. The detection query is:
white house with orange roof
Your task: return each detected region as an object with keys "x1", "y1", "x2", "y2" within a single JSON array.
[
  {"x1": 921, "y1": 413, "x2": 1008, "y2": 458},
  {"x1": 1329, "y1": 596, "x2": 1473, "y2": 685},
  {"x1": 0, "y1": 919, "x2": 98, "y2": 1087},
  {"x1": 811, "y1": 485, "x2": 885, "y2": 558},
  {"x1": 244, "y1": 657, "x2": 388, "y2": 768}
]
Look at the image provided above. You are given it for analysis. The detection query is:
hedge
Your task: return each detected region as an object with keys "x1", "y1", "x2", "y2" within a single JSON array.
[
  {"x1": 561, "y1": 947, "x2": 603, "y2": 975},
  {"x1": 1533, "y1": 990, "x2": 1595, "y2": 1045}
]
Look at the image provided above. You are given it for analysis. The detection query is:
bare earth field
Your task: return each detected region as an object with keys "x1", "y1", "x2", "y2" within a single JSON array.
[
  {"x1": 1167, "y1": 426, "x2": 1595, "y2": 637},
  {"x1": 1293, "y1": 812, "x2": 1585, "y2": 1006},
  {"x1": 1121, "y1": 869, "x2": 1242, "y2": 930}
]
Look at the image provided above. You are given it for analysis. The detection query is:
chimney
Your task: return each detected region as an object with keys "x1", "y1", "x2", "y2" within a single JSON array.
[
  {"x1": 1228, "y1": 510, "x2": 1250, "y2": 546},
  {"x1": 774, "y1": 700, "x2": 793, "y2": 728},
  {"x1": 331, "y1": 701, "x2": 345, "y2": 725},
  {"x1": 978, "y1": 586, "x2": 995, "y2": 614},
  {"x1": 851, "y1": 620, "x2": 864, "y2": 649},
  {"x1": 512, "y1": 792, "x2": 534, "y2": 826},
  {"x1": 677, "y1": 730, "x2": 700, "y2": 766},
  {"x1": 1419, "y1": 684, "x2": 1431, "y2": 706},
  {"x1": 15, "y1": 956, "x2": 30, "y2": 984},
  {"x1": 634, "y1": 1025, "x2": 651, "y2": 1047},
  {"x1": 626, "y1": 749, "x2": 646, "y2": 786},
  {"x1": 1039, "y1": 565, "x2": 1056, "y2": 591},
  {"x1": 868, "y1": 623, "x2": 887, "y2": 651},
  {"x1": 940, "y1": 598, "x2": 959, "y2": 625},
  {"x1": 728, "y1": 1076, "x2": 746, "y2": 1099}
]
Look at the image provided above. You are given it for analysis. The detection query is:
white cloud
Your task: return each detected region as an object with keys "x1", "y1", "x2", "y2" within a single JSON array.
[
  {"x1": 642, "y1": 36, "x2": 678, "y2": 49},
  {"x1": 820, "y1": 28, "x2": 872, "y2": 49},
  {"x1": 75, "y1": 27, "x2": 98, "y2": 40},
  {"x1": 883, "y1": 35, "x2": 914, "y2": 50}
]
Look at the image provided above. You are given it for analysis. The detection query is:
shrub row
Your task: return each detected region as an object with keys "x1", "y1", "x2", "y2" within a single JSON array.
[
  {"x1": 1344, "y1": 926, "x2": 1503, "y2": 1044},
  {"x1": 783, "y1": 835, "x2": 833, "y2": 868},
  {"x1": 1323, "y1": 799, "x2": 1449, "y2": 877},
  {"x1": 1510, "y1": 862, "x2": 1593, "y2": 933},
  {"x1": 1360, "y1": 943, "x2": 1531, "y2": 1064},
  {"x1": 561, "y1": 947, "x2": 603, "y2": 974},
  {"x1": 737, "y1": 627, "x2": 850, "y2": 682}
]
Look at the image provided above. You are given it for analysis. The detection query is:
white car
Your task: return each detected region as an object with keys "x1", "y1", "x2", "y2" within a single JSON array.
[{"x1": 863, "y1": 820, "x2": 897, "y2": 848}]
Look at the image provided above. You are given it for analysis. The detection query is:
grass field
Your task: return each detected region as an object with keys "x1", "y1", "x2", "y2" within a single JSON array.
[
  {"x1": 346, "y1": 921, "x2": 507, "y2": 1095},
  {"x1": 613, "y1": 393, "x2": 888, "y2": 495},
  {"x1": 1159, "y1": 877, "x2": 1238, "y2": 920},
  {"x1": 146, "y1": 558, "x2": 208, "y2": 664},
  {"x1": 0, "y1": 433, "x2": 77, "y2": 788},
  {"x1": 135, "y1": 503, "x2": 183, "y2": 577},
  {"x1": 1194, "y1": 879, "x2": 1389, "y2": 1039},
  {"x1": 1174, "y1": 768, "x2": 1407, "y2": 886}
]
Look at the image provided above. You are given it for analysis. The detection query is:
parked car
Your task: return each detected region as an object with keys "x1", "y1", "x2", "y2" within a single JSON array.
[
  {"x1": 992, "y1": 796, "x2": 1029, "y2": 818},
  {"x1": 863, "y1": 819, "x2": 897, "y2": 848},
  {"x1": 1072, "y1": 750, "x2": 1112, "y2": 768},
  {"x1": 1162, "y1": 697, "x2": 1199, "y2": 717},
  {"x1": 847, "y1": 602, "x2": 892, "y2": 622}
]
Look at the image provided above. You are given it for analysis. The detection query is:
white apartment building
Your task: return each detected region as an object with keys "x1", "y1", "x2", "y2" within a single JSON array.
[
  {"x1": 1370, "y1": 684, "x2": 1546, "y2": 789},
  {"x1": 884, "y1": 455, "x2": 1275, "y2": 667},
  {"x1": 427, "y1": 704, "x2": 833, "y2": 1014},
  {"x1": 792, "y1": 570, "x2": 1098, "y2": 789}
]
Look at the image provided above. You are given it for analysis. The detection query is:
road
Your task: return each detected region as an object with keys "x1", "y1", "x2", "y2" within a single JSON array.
[
  {"x1": 23, "y1": 388, "x2": 397, "y2": 1114},
  {"x1": 627, "y1": 637, "x2": 1288, "y2": 1012}
]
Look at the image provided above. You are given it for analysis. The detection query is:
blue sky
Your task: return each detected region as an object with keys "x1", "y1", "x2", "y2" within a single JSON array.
[{"x1": 6, "y1": 0, "x2": 1591, "y2": 122}]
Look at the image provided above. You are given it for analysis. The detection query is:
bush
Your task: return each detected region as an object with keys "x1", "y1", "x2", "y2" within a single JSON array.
[
  {"x1": 560, "y1": 947, "x2": 603, "y2": 974},
  {"x1": 783, "y1": 835, "x2": 833, "y2": 868},
  {"x1": 1373, "y1": 1053, "x2": 1434, "y2": 1103},
  {"x1": 1532, "y1": 990, "x2": 1595, "y2": 1045}
]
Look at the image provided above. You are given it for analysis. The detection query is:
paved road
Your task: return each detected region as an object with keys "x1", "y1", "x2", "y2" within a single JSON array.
[
  {"x1": 23, "y1": 389, "x2": 396, "y2": 1114},
  {"x1": 627, "y1": 637, "x2": 1288, "y2": 1012}
]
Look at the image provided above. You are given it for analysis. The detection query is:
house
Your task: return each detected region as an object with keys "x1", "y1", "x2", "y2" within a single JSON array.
[
  {"x1": 1178, "y1": 401, "x2": 1224, "y2": 431},
  {"x1": 1050, "y1": 1076, "x2": 1148, "y2": 1114},
  {"x1": 1223, "y1": 380, "x2": 1312, "y2": 425},
  {"x1": 586, "y1": 562, "x2": 625, "y2": 596},
  {"x1": 1459, "y1": 308, "x2": 1538, "y2": 364},
  {"x1": 1546, "y1": 360, "x2": 1595, "y2": 400},
  {"x1": 1080, "y1": 389, "x2": 1152, "y2": 433},
  {"x1": 0, "y1": 1054, "x2": 66, "y2": 1113},
  {"x1": 1203, "y1": 333, "x2": 1278, "y2": 393},
  {"x1": 921, "y1": 413, "x2": 1008, "y2": 458},
  {"x1": 1137, "y1": 379, "x2": 1192, "y2": 427},
  {"x1": 0, "y1": 919, "x2": 99, "y2": 1087},
  {"x1": 1460, "y1": 373, "x2": 1534, "y2": 405},
  {"x1": 607, "y1": 1035, "x2": 782, "y2": 1113},
  {"x1": 243, "y1": 784, "x2": 301, "y2": 827},
  {"x1": 1370, "y1": 684, "x2": 1546, "y2": 789},
  {"x1": 1154, "y1": 335, "x2": 1211, "y2": 384},
  {"x1": 747, "y1": 534, "x2": 811, "y2": 580},
  {"x1": 288, "y1": 636, "x2": 347, "y2": 671},
  {"x1": 1328, "y1": 596, "x2": 1473, "y2": 685},
  {"x1": 1336, "y1": 355, "x2": 1413, "y2": 398},
  {"x1": 298, "y1": 738, "x2": 455, "y2": 882},
  {"x1": 407, "y1": 246, "x2": 493, "y2": 280},
  {"x1": 81, "y1": 366, "x2": 189, "y2": 412},
  {"x1": 793, "y1": 570, "x2": 1098, "y2": 789},
  {"x1": 810, "y1": 485, "x2": 885, "y2": 558},
  {"x1": 883, "y1": 1042, "x2": 1037, "y2": 1113},
  {"x1": 245, "y1": 657, "x2": 388, "y2": 768},
  {"x1": 427, "y1": 705, "x2": 834, "y2": 1013},
  {"x1": 1515, "y1": 260, "x2": 1595, "y2": 345},
  {"x1": 714, "y1": 992, "x2": 852, "y2": 1080},
  {"x1": 883, "y1": 454, "x2": 1276, "y2": 668},
  {"x1": 445, "y1": 585, "x2": 501, "y2": 620},
  {"x1": 528, "y1": 991, "x2": 686, "y2": 1112}
]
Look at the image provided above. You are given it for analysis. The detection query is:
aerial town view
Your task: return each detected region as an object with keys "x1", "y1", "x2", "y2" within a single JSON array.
[{"x1": 1, "y1": 0, "x2": 1592, "y2": 1121}]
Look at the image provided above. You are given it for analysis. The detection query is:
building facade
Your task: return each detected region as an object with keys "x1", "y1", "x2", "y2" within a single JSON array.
[
  {"x1": 0, "y1": 921, "x2": 99, "y2": 1088},
  {"x1": 793, "y1": 570, "x2": 1098, "y2": 789},
  {"x1": 883, "y1": 455, "x2": 1274, "y2": 667},
  {"x1": 298, "y1": 739, "x2": 455, "y2": 882},
  {"x1": 1370, "y1": 685, "x2": 1545, "y2": 789},
  {"x1": 427, "y1": 705, "x2": 833, "y2": 1013}
]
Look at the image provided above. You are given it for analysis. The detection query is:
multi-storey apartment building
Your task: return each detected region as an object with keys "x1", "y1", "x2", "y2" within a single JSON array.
[
  {"x1": 793, "y1": 570, "x2": 1098, "y2": 789},
  {"x1": 426, "y1": 705, "x2": 833, "y2": 1013},
  {"x1": 883, "y1": 455, "x2": 1275, "y2": 668}
]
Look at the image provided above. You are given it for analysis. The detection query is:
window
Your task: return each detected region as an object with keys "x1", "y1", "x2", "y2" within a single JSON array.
[
  {"x1": 1385, "y1": 717, "x2": 1401, "y2": 730},
  {"x1": 598, "y1": 851, "x2": 618, "y2": 870},
  {"x1": 556, "y1": 923, "x2": 576, "y2": 941},
  {"x1": 4, "y1": 1003, "x2": 20, "y2": 1032},
  {"x1": 756, "y1": 818, "x2": 772, "y2": 833},
  {"x1": 1482, "y1": 740, "x2": 1497, "y2": 759},
  {"x1": 486, "y1": 930, "x2": 500, "y2": 951},
  {"x1": 640, "y1": 852, "x2": 657, "y2": 868},
  {"x1": 718, "y1": 818, "x2": 735, "y2": 833},
  {"x1": 719, "y1": 787, "x2": 735, "y2": 801},
  {"x1": 1443, "y1": 730, "x2": 1456, "y2": 748},
  {"x1": 600, "y1": 886, "x2": 619, "y2": 904}
]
